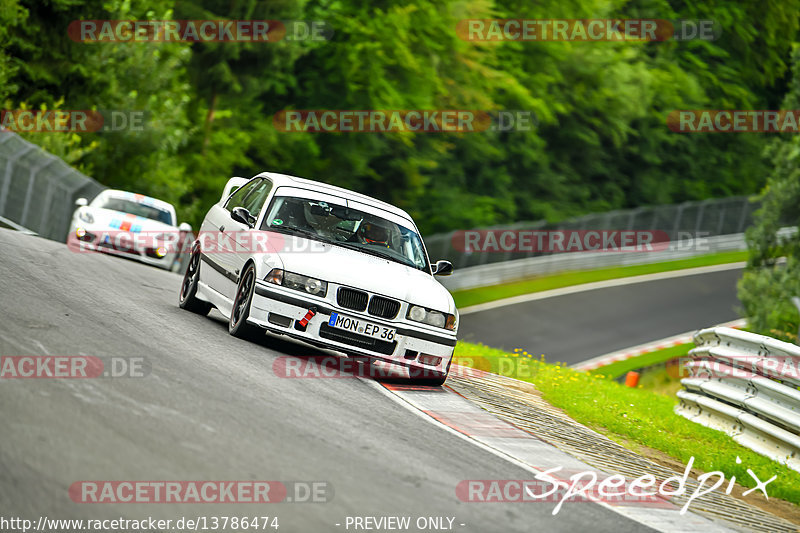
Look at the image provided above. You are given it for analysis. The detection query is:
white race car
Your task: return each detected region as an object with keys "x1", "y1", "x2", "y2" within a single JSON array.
[
  {"x1": 179, "y1": 172, "x2": 458, "y2": 385},
  {"x1": 68, "y1": 189, "x2": 192, "y2": 270}
]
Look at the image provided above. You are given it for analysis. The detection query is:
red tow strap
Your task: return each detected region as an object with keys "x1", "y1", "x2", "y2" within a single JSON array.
[{"x1": 298, "y1": 309, "x2": 316, "y2": 328}]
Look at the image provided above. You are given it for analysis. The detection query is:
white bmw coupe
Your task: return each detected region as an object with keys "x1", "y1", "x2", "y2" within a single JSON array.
[{"x1": 179, "y1": 172, "x2": 457, "y2": 385}]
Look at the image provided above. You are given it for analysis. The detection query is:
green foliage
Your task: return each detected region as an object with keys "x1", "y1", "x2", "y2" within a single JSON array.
[
  {"x1": 0, "y1": 0, "x2": 25, "y2": 102},
  {"x1": 6, "y1": 99, "x2": 99, "y2": 174},
  {"x1": 2, "y1": 0, "x2": 799, "y2": 233},
  {"x1": 738, "y1": 47, "x2": 800, "y2": 343}
]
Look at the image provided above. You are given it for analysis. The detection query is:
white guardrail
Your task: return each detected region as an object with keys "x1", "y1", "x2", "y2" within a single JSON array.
[
  {"x1": 676, "y1": 327, "x2": 800, "y2": 473},
  {"x1": 0, "y1": 214, "x2": 36, "y2": 235}
]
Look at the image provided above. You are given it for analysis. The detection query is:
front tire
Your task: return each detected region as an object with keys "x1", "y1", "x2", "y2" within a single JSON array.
[
  {"x1": 179, "y1": 248, "x2": 212, "y2": 316},
  {"x1": 229, "y1": 263, "x2": 258, "y2": 338}
]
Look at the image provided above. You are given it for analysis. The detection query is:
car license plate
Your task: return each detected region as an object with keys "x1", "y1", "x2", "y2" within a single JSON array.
[{"x1": 328, "y1": 312, "x2": 396, "y2": 341}]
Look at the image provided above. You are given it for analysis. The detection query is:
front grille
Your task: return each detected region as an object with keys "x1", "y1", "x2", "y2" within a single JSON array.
[
  {"x1": 337, "y1": 287, "x2": 368, "y2": 311},
  {"x1": 368, "y1": 295, "x2": 401, "y2": 319},
  {"x1": 318, "y1": 323, "x2": 396, "y2": 355},
  {"x1": 97, "y1": 241, "x2": 138, "y2": 255}
]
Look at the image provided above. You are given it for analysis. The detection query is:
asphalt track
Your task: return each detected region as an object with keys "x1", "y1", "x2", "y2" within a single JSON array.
[
  {"x1": 0, "y1": 229, "x2": 651, "y2": 532},
  {"x1": 458, "y1": 268, "x2": 743, "y2": 365}
]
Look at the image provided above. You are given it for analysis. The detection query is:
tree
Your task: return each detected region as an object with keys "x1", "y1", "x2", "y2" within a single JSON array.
[{"x1": 738, "y1": 47, "x2": 800, "y2": 342}]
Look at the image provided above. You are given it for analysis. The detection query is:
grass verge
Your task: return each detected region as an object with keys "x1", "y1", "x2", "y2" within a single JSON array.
[
  {"x1": 452, "y1": 250, "x2": 747, "y2": 309},
  {"x1": 595, "y1": 343, "x2": 694, "y2": 380},
  {"x1": 453, "y1": 341, "x2": 800, "y2": 505}
]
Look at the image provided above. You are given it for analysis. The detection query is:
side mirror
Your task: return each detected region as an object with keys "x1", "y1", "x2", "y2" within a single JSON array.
[
  {"x1": 75, "y1": 198, "x2": 88, "y2": 207},
  {"x1": 178, "y1": 222, "x2": 192, "y2": 232},
  {"x1": 231, "y1": 206, "x2": 255, "y2": 228},
  {"x1": 432, "y1": 260, "x2": 454, "y2": 276}
]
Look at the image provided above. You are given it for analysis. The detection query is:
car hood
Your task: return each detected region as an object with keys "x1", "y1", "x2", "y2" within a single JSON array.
[
  {"x1": 270, "y1": 236, "x2": 455, "y2": 313},
  {"x1": 86, "y1": 207, "x2": 177, "y2": 232}
]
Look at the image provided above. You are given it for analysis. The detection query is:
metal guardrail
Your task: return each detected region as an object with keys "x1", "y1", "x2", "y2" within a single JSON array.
[
  {"x1": 675, "y1": 327, "x2": 800, "y2": 473},
  {"x1": 439, "y1": 226, "x2": 797, "y2": 292},
  {"x1": 0, "y1": 130, "x2": 105, "y2": 242},
  {"x1": 425, "y1": 195, "x2": 758, "y2": 270},
  {"x1": 439, "y1": 232, "x2": 748, "y2": 291}
]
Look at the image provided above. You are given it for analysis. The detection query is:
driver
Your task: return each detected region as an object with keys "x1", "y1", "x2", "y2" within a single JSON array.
[{"x1": 357, "y1": 221, "x2": 390, "y2": 246}]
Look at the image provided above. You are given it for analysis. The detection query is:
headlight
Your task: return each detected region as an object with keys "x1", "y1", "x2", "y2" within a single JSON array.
[
  {"x1": 407, "y1": 305, "x2": 456, "y2": 330},
  {"x1": 265, "y1": 268, "x2": 327, "y2": 297},
  {"x1": 78, "y1": 210, "x2": 94, "y2": 224}
]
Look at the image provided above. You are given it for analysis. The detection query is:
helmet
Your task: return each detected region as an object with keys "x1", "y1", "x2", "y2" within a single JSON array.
[{"x1": 359, "y1": 222, "x2": 389, "y2": 245}]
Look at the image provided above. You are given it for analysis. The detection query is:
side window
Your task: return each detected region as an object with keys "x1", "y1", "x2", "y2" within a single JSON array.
[
  {"x1": 241, "y1": 179, "x2": 273, "y2": 216},
  {"x1": 224, "y1": 179, "x2": 259, "y2": 211}
]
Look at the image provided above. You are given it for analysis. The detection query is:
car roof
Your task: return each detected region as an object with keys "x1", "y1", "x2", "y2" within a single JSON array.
[
  {"x1": 254, "y1": 172, "x2": 415, "y2": 223},
  {"x1": 99, "y1": 189, "x2": 176, "y2": 213}
]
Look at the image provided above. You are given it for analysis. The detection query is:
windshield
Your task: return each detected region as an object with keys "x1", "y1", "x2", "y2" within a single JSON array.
[
  {"x1": 98, "y1": 197, "x2": 174, "y2": 225},
  {"x1": 261, "y1": 195, "x2": 430, "y2": 272}
]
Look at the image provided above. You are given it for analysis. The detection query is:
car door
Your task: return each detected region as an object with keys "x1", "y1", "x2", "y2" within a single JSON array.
[
  {"x1": 227, "y1": 178, "x2": 274, "y2": 286},
  {"x1": 201, "y1": 179, "x2": 261, "y2": 301}
]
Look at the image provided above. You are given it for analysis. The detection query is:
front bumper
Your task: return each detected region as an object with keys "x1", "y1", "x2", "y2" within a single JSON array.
[
  {"x1": 249, "y1": 281, "x2": 456, "y2": 375},
  {"x1": 66, "y1": 226, "x2": 176, "y2": 270}
]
